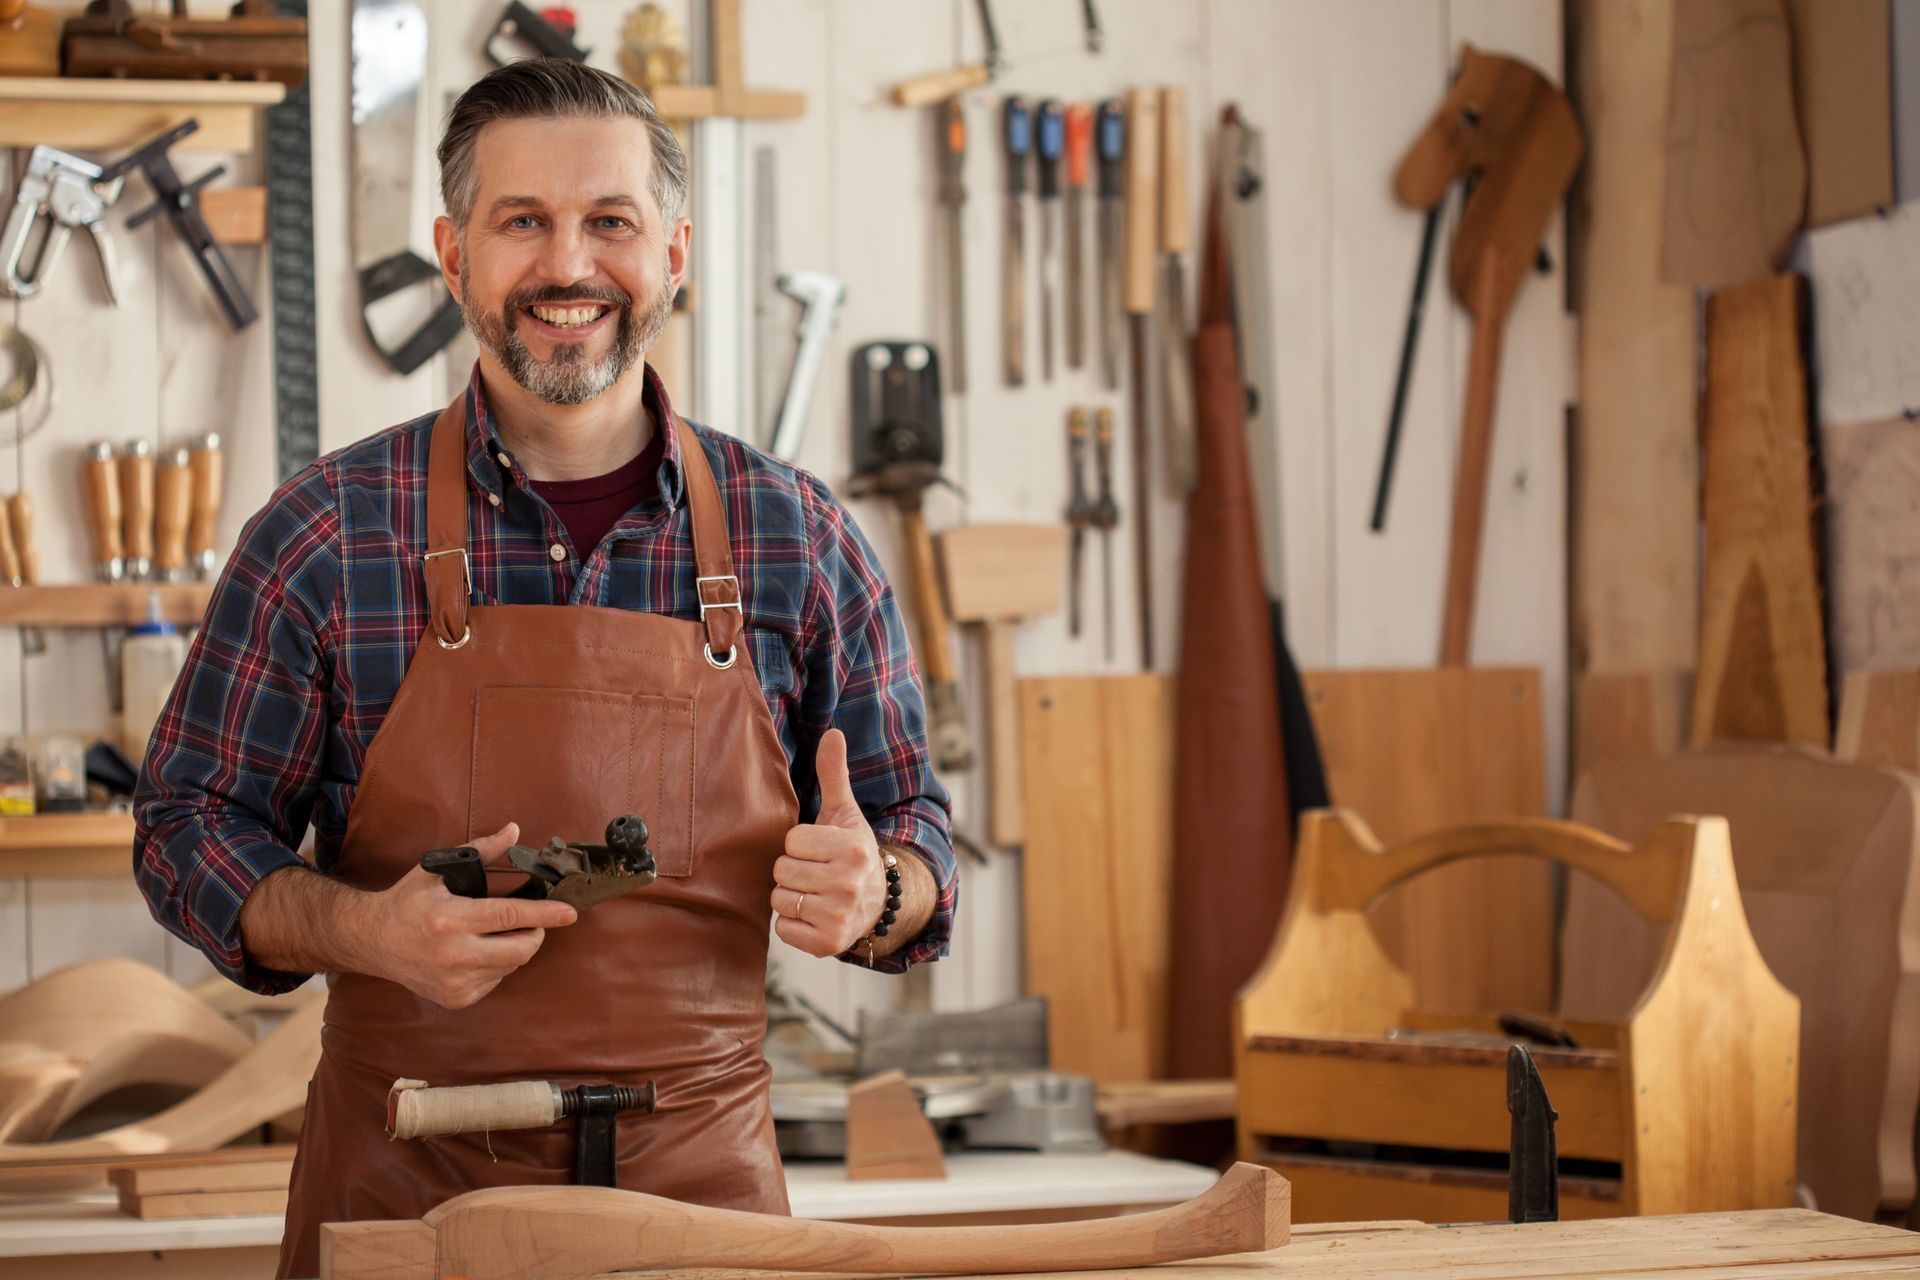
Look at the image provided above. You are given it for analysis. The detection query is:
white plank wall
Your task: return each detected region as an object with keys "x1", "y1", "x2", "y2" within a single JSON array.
[{"x1": 0, "y1": 1, "x2": 1572, "y2": 1033}]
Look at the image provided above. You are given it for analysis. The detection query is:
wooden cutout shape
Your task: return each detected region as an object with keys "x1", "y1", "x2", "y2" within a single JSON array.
[
  {"x1": 1787, "y1": 0, "x2": 1895, "y2": 228},
  {"x1": 320, "y1": 1160, "x2": 1290, "y2": 1280},
  {"x1": 844, "y1": 1069, "x2": 946, "y2": 1181},
  {"x1": 1823, "y1": 419, "x2": 1920, "y2": 674},
  {"x1": 1393, "y1": 44, "x2": 1584, "y2": 664},
  {"x1": 1836, "y1": 669, "x2": 1920, "y2": 769},
  {"x1": 0, "y1": 958, "x2": 251, "y2": 1143},
  {"x1": 627, "y1": 0, "x2": 803, "y2": 121},
  {"x1": 0, "y1": 999, "x2": 321, "y2": 1164},
  {"x1": 1662, "y1": 0, "x2": 1807, "y2": 285},
  {"x1": 1564, "y1": 745, "x2": 1920, "y2": 1218},
  {"x1": 1692, "y1": 276, "x2": 1826, "y2": 747}
]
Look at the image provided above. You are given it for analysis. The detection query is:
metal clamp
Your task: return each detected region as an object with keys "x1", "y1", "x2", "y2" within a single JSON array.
[
  {"x1": 695, "y1": 573, "x2": 742, "y2": 621},
  {"x1": 0, "y1": 146, "x2": 123, "y2": 302}
]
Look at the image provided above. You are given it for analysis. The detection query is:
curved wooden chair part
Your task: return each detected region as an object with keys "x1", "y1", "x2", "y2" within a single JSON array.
[
  {"x1": 0, "y1": 997, "x2": 321, "y2": 1163},
  {"x1": 322, "y1": 1160, "x2": 1289, "y2": 1280},
  {"x1": 1236, "y1": 809, "x2": 1798, "y2": 1219},
  {"x1": 0, "y1": 958, "x2": 252, "y2": 1142}
]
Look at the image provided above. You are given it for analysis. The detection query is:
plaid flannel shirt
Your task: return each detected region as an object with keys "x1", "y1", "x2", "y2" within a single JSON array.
[{"x1": 134, "y1": 366, "x2": 956, "y2": 992}]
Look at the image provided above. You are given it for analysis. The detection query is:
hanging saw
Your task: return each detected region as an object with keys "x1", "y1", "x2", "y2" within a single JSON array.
[
  {"x1": 1387, "y1": 45, "x2": 1582, "y2": 666},
  {"x1": 351, "y1": 0, "x2": 464, "y2": 375}
]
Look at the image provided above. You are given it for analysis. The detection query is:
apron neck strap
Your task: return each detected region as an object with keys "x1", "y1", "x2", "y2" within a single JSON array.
[{"x1": 422, "y1": 389, "x2": 744, "y2": 661}]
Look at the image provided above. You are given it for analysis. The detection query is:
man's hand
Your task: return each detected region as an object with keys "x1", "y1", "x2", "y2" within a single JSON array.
[
  {"x1": 366, "y1": 822, "x2": 579, "y2": 1009},
  {"x1": 773, "y1": 729, "x2": 885, "y2": 957},
  {"x1": 238, "y1": 821, "x2": 578, "y2": 1009}
]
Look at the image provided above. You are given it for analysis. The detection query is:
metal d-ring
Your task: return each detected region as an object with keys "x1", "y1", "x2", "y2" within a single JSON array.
[
  {"x1": 438, "y1": 624, "x2": 472, "y2": 650},
  {"x1": 704, "y1": 643, "x2": 736, "y2": 670}
]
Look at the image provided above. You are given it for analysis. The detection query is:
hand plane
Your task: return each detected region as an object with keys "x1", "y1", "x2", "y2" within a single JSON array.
[{"x1": 421, "y1": 814, "x2": 658, "y2": 910}]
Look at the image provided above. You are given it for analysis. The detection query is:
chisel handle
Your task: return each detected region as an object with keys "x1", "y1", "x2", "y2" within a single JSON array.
[
  {"x1": 8, "y1": 493, "x2": 36, "y2": 586},
  {"x1": 891, "y1": 62, "x2": 989, "y2": 109},
  {"x1": 1066, "y1": 102, "x2": 1093, "y2": 190},
  {"x1": 84, "y1": 441, "x2": 125, "y2": 581},
  {"x1": 189, "y1": 432, "x2": 223, "y2": 578},
  {"x1": 1095, "y1": 99, "x2": 1125, "y2": 198},
  {"x1": 1003, "y1": 96, "x2": 1032, "y2": 195},
  {"x1": 1036, "y1": 99, "x2": 1063, "y2": 199},
  {"x1": 1123, "y1": 88, "x2": 1160, "y2": 315},
  {"x1": 155, "y1": 448, "x2": 192, "y2": 580},
  {"x1": 0, "y1": 496, "x2": 20, "y2": 587},
  {"x1": 1159, "y1": 87, "x2": 1189, "y2": 255},
  {"x1": 118, "y1": 439, "x2": 155, "y2": 578},
  {"x1": 937, "y1": 98, "x2": 966, "y2": 202}
]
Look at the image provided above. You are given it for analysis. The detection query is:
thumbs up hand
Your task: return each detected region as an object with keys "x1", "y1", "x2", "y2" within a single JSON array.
[{"x1": 773, "y1": 728, "x2": 886, "y2": 958}]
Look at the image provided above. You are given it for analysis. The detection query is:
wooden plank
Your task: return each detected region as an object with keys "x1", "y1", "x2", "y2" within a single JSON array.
[
  {"x1": 1018, "y1": 676, "x2": 1174, "y2": 1084},
  {"x1": 1822, "y1": 417, "x2": 1920, "y2": 673},
  {"x1": 1836, "y1": 669, "x2": 1920, "y2": 768},
  {"x1": 1565, "y1": 746, "x2": 1920, "y2": 1218},
  {"x1": 844, "y1": 1070, "x2": 945, "y2": 1182},
  {"x1": 1302, "y1": 668, "x2": 1551, "y2": 1012},
  {"x1": 0, "y1": 102, "x2": 259, "y2": 153},
  {"x1": 200, "y1": 187, "x2": 267, "y2": 246},
  {"x1": 1661, "y1": 0, "x2": 1807, "y2": 286},
  {"x1": 1691, "y1": 276, "x2": 1827, "y2": 747},
  {"x1": 321, "y1": 1219, "x2": 436, "y2": 1280},
  {"x1": 1574, "y1": 669, "x2": 1692, "y2": 780},
  {"x1": 1806, "y1": 201, "x2": 1920, "y2": 426},
  {"x1": 120, "y1": 1186, "x2": 288, "y2": 1220},
  {"x1": 1254, "y1": 1153, "x2": 1621, "y2": 1226},
  {"x1": 1786, "y1": 0, "x2": 1895, "y2": 227},
  {"x1": 0, "y1": 4, "x2": 60, "y2": 77},
  {"x1": 0, "y1": 1141, "x2": 293, "y2": 1194},
  {"x1": 110, "y1": 1153, "x2": 292, "y2": 1197}
]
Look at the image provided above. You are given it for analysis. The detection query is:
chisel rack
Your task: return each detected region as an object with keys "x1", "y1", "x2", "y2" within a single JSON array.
[{"x1": 1235, "y1": 810, "x2": 1799, "y2": 1223}]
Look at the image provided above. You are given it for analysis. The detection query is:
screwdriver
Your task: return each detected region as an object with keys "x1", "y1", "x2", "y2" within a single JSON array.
[
  {"x1": 118, "y1": 439, "x2": 155, "y2": 581},
  {"x1": 1002, "y1": 95, "x2": 1032, "y2": 387},
  {"x1": 189, "y1": 432, "x2": 224, "y2": 579},
  {"x1": 83, "y1": 441, "x2": 125, "y2": 582},
  {"x1": 937, "y1": 102, "x2": 968, "y2": 397},
  {"x1": 1095, "y1": 99, "x2": 1125, "y2": 392},
  {"x1": 1036, "y1": 99, "x2": 1064, "y2": 383},
  {"x1": 1064, "y1": 103, "x2": 1093, "y2": 371}
]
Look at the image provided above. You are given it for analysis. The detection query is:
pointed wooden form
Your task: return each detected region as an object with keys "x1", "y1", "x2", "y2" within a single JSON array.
[
  {"x1": 844, "y1": 1069, "x2": 946, "y2": 1181},
  {"x1": 321, "y1": 1161, "x2": 1290, "y2": 1280}
]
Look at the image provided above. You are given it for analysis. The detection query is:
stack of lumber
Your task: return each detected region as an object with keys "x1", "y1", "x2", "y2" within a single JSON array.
[{"x1": 109, "y1": 1145, "x2": 293, "y2": 1220}]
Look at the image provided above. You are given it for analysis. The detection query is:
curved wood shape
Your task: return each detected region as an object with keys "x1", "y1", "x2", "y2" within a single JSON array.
[
  {"x1": 325, "y1": 1161, "x2": 1288, "y2": 1280},
  {"x1": 0, "y1": 959, "x2": 251, "y2": 1143},
  {"x1": 0, "y1": 999, "x2": 321, "y2": 1163}
]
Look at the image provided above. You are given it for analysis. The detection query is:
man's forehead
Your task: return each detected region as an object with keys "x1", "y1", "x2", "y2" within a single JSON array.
[{"x1": 471, "y1": 115, "x2": 656, "y2": 199}]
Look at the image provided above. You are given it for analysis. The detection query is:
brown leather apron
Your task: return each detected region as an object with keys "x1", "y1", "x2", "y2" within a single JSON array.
[{"x1": 276, "y1": 397, "x2": 798, "y2": 1278}]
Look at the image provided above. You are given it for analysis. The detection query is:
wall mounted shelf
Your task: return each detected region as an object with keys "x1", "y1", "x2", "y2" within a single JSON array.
[
  {"x1": 0, "y1": 584, "x2": 214, "y2": 628},
  {"x1": 0, "y1": 77, "x2": 284, "y2": 153},
  {"x1": 0, "y1": 812, "x2": 133, "y2": 878}
]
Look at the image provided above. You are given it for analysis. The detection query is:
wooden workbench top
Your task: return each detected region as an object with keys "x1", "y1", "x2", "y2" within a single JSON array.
[{"x1": 620, "y1": 1210, "x2": 1920, "y2": 1279}]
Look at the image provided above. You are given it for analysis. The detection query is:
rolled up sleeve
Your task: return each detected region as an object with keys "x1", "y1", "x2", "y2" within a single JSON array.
[{"x1": 132, "y1": 468, "x2": 341, "y2": 994}]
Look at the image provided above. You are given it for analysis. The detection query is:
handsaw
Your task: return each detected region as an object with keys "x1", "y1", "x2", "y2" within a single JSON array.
[
  {"x1": 351, "y1": 0, "x2": 464, "y2": 376},
  {"x1": 1392, "y1": 44, "x2": 1583, "y2": 666}
]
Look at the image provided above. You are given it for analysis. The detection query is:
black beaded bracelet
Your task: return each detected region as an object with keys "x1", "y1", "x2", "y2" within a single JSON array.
[{"x1": 862, "y1": 851, "x2": 904, "y2": 967}]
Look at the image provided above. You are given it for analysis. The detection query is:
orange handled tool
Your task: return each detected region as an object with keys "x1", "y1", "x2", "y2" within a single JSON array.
[{"x1": 83, "y1": 441, "x2": 125, "y2": 582}]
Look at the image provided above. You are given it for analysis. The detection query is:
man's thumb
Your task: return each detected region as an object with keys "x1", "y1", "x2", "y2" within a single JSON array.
[{"x1": 815, "y1": 728, "x2": 862, "y2": 826}]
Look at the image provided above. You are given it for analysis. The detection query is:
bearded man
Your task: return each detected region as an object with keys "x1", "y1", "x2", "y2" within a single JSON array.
[{"x1": 131, "y1": 58, "x2": 955, "y2": 1279}]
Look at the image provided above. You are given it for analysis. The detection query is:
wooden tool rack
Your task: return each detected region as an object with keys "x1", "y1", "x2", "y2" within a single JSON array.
[{"x1": 1235, "y1": 810, "x2": 1799, "y2": 1223}]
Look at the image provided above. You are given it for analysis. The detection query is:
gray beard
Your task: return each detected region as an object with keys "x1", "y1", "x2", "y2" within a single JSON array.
[{"x1": 460, "y1": 259, "x2": 677, "y2": 407}]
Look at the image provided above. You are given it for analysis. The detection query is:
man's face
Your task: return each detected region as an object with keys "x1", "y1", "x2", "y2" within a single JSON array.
[{"x1": 436, "y1": 116, "x2": 689, "y2": 407}]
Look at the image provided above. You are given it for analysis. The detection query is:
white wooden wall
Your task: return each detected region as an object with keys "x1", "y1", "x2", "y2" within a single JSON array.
[{"x1": 0, "y1": 0, "x2": 1572, "y2": 1033}]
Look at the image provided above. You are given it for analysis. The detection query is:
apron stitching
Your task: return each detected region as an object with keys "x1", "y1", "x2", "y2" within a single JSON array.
[
  {"x1": 467, "y1": 680, "x2": 482, "y2": 840},
  {"x1": 685, "y1": 698, "x2": 698, "y2": 857}
]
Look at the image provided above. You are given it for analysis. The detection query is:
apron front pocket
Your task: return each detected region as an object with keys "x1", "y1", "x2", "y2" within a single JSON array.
[{"x1": 469, "y1": 686, "x2": 697, "y2": 877}]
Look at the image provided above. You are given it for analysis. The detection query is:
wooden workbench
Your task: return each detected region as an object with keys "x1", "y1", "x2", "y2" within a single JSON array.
[{"x1": 628, "y1": 1210, "x2": 1920, "y2": 1279}]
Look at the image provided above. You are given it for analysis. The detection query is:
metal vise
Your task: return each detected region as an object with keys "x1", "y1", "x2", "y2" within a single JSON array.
[{"x1": 0, "y1": 146, "x2": 123, "y2": 302}]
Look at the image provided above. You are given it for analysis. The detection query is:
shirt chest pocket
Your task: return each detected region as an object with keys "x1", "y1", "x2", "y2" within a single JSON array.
[{"x1": 467, "y1": 686, "x2": 697, "y2": 878}]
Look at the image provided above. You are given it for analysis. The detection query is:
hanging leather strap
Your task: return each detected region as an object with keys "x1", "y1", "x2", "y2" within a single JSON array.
[{"x1": 421, "y1": 392, "x2": 743, "y2": 659}]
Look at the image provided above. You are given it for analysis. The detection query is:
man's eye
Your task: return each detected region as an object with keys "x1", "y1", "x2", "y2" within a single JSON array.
[
  {"x1": 507, "y1": 215, "x2": 539, "y2": 230},
  {"x1": 596, "y1": 217, "x2": 632, "y2": 231}
]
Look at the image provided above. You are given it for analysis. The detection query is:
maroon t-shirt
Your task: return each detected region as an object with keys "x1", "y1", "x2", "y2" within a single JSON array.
[{"x1": 527, "y1": 425, "x2": 665, "y2": 556}]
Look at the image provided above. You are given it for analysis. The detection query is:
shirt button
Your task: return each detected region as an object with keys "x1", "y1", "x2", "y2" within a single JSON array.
[
  {"x1": 497, "y1": 451, "x2": 512, "y2": 468},
  {"x1": 549, "y1": 542, "x2": 567, "y2": 561},
  {"x1": 487, "y1": 492, "x2": 501, "y2": 507}
]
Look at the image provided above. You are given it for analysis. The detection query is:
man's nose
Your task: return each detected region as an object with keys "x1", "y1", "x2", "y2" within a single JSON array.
[{"x1": 537, "y1": 223, "x2": 597, "y2": 284}]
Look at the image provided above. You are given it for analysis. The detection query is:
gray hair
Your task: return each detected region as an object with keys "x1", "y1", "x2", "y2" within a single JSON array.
[{"x1": 438, "y1": 59, "x2": 688, "y2": 229}]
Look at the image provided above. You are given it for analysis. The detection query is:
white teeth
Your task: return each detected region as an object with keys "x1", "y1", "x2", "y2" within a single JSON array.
[{"x1": 531, "y1": 305, "x2": 607, "y2": 327}]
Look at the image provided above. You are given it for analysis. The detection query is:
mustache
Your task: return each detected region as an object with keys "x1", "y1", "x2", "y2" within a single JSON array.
[{"x1": 507, "y1": 284, "x2": 633, "y2": 310}]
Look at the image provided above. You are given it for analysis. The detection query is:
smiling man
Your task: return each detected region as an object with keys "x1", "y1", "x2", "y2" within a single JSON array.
[{"x1": 131, "y1": 59, "x2": 955, "y2": 1278}]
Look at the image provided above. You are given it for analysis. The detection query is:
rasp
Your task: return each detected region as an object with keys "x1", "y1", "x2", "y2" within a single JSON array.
[
  {"x1": 936, "y1": 100, "x2": 968, "y2": 396},
  {"x1": 1063, "y1": 102, "x2": 1091, "y2": 371},
  {"x1": 1036, "y1": 99, "x2": 1063, "y2": 382},
  {"x1": 1155, "y1": 86, "x2": 1196, "y2": 495},
  {"x1": 1002, "y1": 95, "x2": 1031, "y2": 387},
  {"x1": 1094, "y1": 98, "x2": 1125, "y2": 393}
]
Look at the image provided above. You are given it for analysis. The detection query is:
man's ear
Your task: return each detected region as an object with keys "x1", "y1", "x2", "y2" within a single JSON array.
[
  {"x1": 666, "y1": 217, "x2": 692, "y2": 295},
  {"x1": 432, "y1": 214, "x2": 463, "y2": 302}
]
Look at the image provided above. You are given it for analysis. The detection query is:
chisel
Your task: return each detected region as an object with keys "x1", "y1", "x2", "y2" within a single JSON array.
[
  {"x1": 0, "y1": 496, "x2": 21, "y2": 588},
  {"x1": 1123, "y1": 87, "x2": 1161, "y2": 669},
  {"x1": 117, "y1": 439, "x2": 155, "y2": 581},
  {"x1": 1157, "y1": 86, "x2": 1197, "y2": 495},
  {"x1": 7, "y1": 494, "x2": 36, "y2": 587},
  {"x1": 1095, "y1": 98, "x2": 1125, "y2": 392},
  {"x1": 155, "y1": 448, "x2": 192, "y2": 582},
  {"x1": 83, "y1": 441, "x2": 125, "y2": 582},
  {"x1": 1092, "y1": 406, "x2": 1119, "y2": 663},
  {"x1": 1036, "y1": 99, "x2": 1064, "y2": 383},
  {"x1": 936, "y1": 101, "x2": 968, "y2": 397},
  {"x1": 1002, "y1": 96, "x2": 1032, "y2": 387},
  {"x1": 189, "y1": 432, "x2": 223, "y2": 580},
  {"x1": 1064, "y1": 103, "x2": 1092, "y2": 371}
]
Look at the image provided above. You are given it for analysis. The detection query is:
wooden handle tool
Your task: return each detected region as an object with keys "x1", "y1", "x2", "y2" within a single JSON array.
[
  {"x1": 899, "y1": 498, "x2": 974, "y2": 773},
  {"x1": 0, "y1": 495, "x2": 21, "y2": 588},
  {"x1": 188, "y1": 432, "x2": 223, "y2": 579},
  {"x1": 1122, "y1": 87, "x2": 1161, "y2": 316},
  {"x1": 322, "y1": 1161, "x2": 1290, "y2": 1280},
  {"x1": 1156, "y1": 85, "x2": 1197, "y2": 494},
  {"x1": 83, "y1": 441, "x2": 125, "y2": 582},
  {"x1": 891, "y1": 62, "x2": 990, "y2": 108},
  {"x1": 8, "y1": 493, "x2": 37, "y2": 586},
  {"x1": 117, "y1": 439, "x2": 155, "y2": 580},
  {"x1": 155, "y1": 448, "x2": 192, "y2": 581}
]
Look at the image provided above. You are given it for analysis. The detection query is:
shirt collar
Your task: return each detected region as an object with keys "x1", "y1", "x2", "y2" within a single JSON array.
[{"x1": 460, "y1": 362, "x2": 687, "y2": 508}]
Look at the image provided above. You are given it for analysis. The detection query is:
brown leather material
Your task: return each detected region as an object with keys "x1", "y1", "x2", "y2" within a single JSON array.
[
  {"x1": 275, "y1": 396, "x2": 799, "y2": 1279},
  {"x1": 1165, "y1": 188, "x2": 1292, "y2": 1081},
  {"x1": 423, "y1": 400, "x2": 472, "y2": 648},
  {"x1": 677, "y1": 416, "x2": 744, "y2": 659}
]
